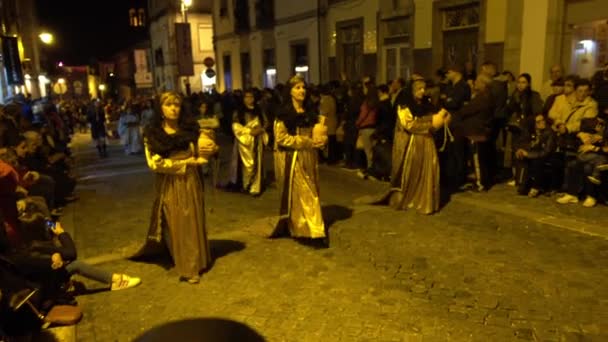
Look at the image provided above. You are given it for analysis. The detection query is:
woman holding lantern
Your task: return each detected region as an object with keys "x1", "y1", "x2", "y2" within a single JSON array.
[
  {"x1": 272, "y1": 75, "x2": 329, "y2": 247},
  {"x1": 134, "y1": 91, "x2": 218, "y2": 284}
]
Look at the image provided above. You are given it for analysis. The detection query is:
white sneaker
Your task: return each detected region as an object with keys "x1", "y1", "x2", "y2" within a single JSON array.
[
  {"x1": 111, "y1": 274, "x2": 141, "y2": 291},
  {"x1": 582, "y1": 196, "x2": 597, "y2": 208},
  {"x1": 528, "y1": 188, "x2": 540, "y2": 198},
  {"x1": 507, "y1": 180, "x2": 516, "y2": 187},
  {"x1": 556, "y1": 194, "x2": 578, "y2": 204}
]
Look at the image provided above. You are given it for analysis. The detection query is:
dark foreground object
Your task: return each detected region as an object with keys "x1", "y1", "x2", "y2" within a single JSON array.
[{"x1": 132, "y1": 318, "x2": 266, "y2": 342}]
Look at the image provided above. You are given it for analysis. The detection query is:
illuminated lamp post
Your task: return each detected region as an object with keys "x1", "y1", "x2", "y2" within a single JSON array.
[
  {"x1": 180, "y1": 0, "x2": 193, "y2": 95},
  {"x1": 38, "y1": 32, "x2": 55, "y2": 96}
]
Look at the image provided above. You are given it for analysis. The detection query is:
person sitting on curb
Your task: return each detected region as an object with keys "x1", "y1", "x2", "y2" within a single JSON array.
[{"x1": 15, "y1": 218, "x2": 141, "y2": 292}]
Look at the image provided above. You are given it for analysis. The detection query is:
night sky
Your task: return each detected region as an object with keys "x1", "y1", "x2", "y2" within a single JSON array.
[{"x1": 35, "y1": 0, "x2": 148, "y2": 65}]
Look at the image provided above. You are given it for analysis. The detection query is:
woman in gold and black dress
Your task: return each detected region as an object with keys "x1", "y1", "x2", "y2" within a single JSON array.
[
  {"x1": 359, "y1": 79, "x2": 449, "y2": 214},
  {"x1": 272, "y1": 75, "x2": 328, "y2": 245},
  {"x1": 228, "y1": 89, "x2": 268, "y2": 196},
  {"x1": 135, "y1": 91, "x2": 217, "y2": 284}
]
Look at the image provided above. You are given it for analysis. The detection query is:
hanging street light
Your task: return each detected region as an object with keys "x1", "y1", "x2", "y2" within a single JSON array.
[{"x1": 39, "y1": 32, "x2": 54, "y2": 45}]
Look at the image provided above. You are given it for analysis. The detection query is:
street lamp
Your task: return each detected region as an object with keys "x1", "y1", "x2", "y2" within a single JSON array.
[
  {"x1": 39, "y1": 32, "x2": 54, "y2": 45},
  {"x1": 181, "y1": 0, "x2": 192, "y2": 22}
]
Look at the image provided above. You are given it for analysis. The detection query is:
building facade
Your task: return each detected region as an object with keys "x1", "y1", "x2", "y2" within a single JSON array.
[
  {"x1": 213, "y1": 0, "x2": 277, "y2": 91},
  {"x1": 0, "y1": 0, "x2": 44, "y2": 102},
  {"x1": 149, "y1": 0, "x2": 215, "y2": 94},
  {"x1": 211, "y1": 0, "x2": 608, "y2": 90}
]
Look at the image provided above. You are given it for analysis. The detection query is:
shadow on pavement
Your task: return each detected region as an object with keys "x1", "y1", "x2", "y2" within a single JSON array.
[
  {"x1": 322, "y1": 204, "x2": 353, "y2": 229},
  {"x1": 132, "y1": 318, "x2": 265, "y2": 342},
  {"x1": 209, "y1": 239, "x2": 246, "y2": 260}
]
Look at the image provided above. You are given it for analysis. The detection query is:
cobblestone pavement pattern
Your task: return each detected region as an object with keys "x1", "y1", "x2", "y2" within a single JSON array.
[{"x1": 57, "y1": 133, "x2": 608, "y2": 341}]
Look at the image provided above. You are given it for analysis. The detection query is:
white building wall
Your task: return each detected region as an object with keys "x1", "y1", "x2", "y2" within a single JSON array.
[
  {"x1": 275, "y1": 1, "x2": 317, "y2": 19},
  {"x1": 150, "y1": 10, "x2": 214, "y2": 93},
  {"x1": 249, "y1": 32, "x2": 264, "y2": 88},
  {"x1": 413, "y1": 0, "x2": 433, "y2": 49}
]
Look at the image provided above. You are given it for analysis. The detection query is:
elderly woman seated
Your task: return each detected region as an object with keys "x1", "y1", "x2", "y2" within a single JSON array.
[{"x1": 556, "y1": 117, "x2": 607, "y2": 207}]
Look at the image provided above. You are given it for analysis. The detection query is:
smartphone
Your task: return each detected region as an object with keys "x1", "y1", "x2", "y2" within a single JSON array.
[{"x1": 45, "y1": 219, "x2": 56, "y2": 234}]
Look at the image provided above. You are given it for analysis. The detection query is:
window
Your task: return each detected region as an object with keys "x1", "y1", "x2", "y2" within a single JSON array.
[
  {"x1": 443, "y1": 5, "x2": 480, "y2": 31},
  {"x1": 155, "y1": 48, "x2": 164, "y2": 66},
  {"x1": 220, "y1": 0, "x2": 228, "y2": 17},
  {"x1": 198, "y1": 24, "x2": 213, "y2": 51},
  {"x1": 234, "y1": 0, "x2": 250, "y2": 33},
  {"x1": 385, "y1": 46, "x2": 410, "y2": 82},
  {"x1": 291, "y1": 43, "x2": 309, "y2": 82},
  {"x1": 263, "y1": 49, "x2": 276, "y2": 88},
  {"x1": 255, "y1": 0, "x2": 274, "y2": 29},
  {"x1": 138, "y1": 8, "x2": 146, "y2": 27},
  {"x1": 241, "y1": 52, "x2": 252, "y2": 88},
  {"x1": 337, "y1": 20, "x2": 362, "y2": 81},
  {"x1": 223, "y1": 55, "x2": 232, "y2": 90},
  {"x1": 129, "y1": 8, "x2": 138, "y2": 27}
]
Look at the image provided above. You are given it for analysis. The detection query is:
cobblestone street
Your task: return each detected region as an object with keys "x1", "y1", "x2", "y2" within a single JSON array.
[{"x1": 53, "y1": 133, "x2": 608, "y2": 341}]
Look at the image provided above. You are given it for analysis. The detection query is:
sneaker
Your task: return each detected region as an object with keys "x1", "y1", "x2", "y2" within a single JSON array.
[
  {"x1": 556, "y1": 194, "x2": 578, "y2": 204},
  {"x1": 507, "y1": 180, "x2": 516, "y2": 187},
  {"x1": 528, "y1": 188, "x2": 540, "y2": 198},
  {"x1": 582, "y1": 196, "x2": 597, "y2": 208},
  {"x1": 587, "y1": 175, "x2": 601, "y2": 185},
  {"x1": 111, "y1": 274, "x2": 141, "y2": 291},
  {"x1": 356, "y1": 170, "x2": 367, "y2": 179}
]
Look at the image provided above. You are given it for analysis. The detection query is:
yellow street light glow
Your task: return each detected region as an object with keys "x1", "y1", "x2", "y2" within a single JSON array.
[
  {"x1": 99, "y1": 84, "x2": 106, "y2": 91},
  {"x1": 182, "y1": 0, "x2": 192, "y2": 7},
  {"x1": 39, "y1": 32, "x2": 54, "y2": 45},
  {"x1": 57, "y1": 78, "x2": 66, "y2": 84}
]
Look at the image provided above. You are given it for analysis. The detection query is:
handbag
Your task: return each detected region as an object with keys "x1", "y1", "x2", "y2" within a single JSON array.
[
  {"x1": 336, "y1": 123, "x2": 345, "y2": 142},
  {"x1": 356, "y1": 132, "x2": 364, "y2": 150}
]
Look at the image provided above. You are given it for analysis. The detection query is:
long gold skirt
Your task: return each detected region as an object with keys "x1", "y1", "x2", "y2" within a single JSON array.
[
  {"x1": 356, "y1": 131, "x2": 440, "y2": 215},
  {"x1": 275, "y1": 149, "x2": 325, "y2": 238},
  {"x1": 135, "y1": 165, "x2": 211, "y2": 278}
]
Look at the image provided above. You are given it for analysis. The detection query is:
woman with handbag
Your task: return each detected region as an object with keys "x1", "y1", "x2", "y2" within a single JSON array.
[
  {"x1": 505, "y1": 73, "x2": 543, "y2": 184},
  {"x1": 355, "y1": 83, "x2": 379, "y2": 174}
]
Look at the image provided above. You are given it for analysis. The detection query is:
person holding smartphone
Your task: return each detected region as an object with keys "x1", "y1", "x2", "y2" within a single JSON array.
[{"x1": 26, "y1": 220, "x2": 141, "y2": 291}]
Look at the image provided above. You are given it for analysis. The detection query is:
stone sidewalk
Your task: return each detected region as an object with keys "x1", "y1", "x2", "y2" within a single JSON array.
[{"x1": 44, "y1": 133, "x2": 608, "y2": 341}]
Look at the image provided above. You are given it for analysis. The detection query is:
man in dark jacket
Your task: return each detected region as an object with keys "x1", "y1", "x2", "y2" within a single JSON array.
[
  {"x1": 481, "y1": 62, "x2": 509, "y2": 181},
  {"x1": 453, "y1": 74, "x2": 495, "y2": 191},
  {"x1": 439, "y1": 64, "x2": 471, "y2": 190},
  {"x1": 513, "y1": 114, "x2": 557, "y2": 196}
]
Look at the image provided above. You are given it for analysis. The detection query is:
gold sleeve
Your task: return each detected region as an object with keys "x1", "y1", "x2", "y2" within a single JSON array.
[
  {"x1": 144, "y1": 142, "x2": 188, "y2": 175},
  {"x1": 274, "y1": 120, "x2": 313, "y2": 150},
  {"x1": 398, "y1": 107, "x2": 433, "y2": 134}
]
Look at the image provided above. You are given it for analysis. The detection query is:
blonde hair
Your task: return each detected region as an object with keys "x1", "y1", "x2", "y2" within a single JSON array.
[
  {"x1": 159, "y1": 91, "x2": 182, "y2": 105},
  {"x1": 288, "y1": 74, "x2": 306, "y2": 89}
]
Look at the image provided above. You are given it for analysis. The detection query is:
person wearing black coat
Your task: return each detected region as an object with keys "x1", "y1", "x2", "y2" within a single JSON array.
[
  {"x1": 451, "y1": 74, "x2": 495, "y2": 190},
  {"x1": 512, "y1": 114, "x2": 557, "y2": 196}
]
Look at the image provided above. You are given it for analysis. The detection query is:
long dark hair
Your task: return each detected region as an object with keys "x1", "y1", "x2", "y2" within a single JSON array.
[
  {"x1": 276, "y1": 75, "x2": 318, "y2": 134},
  {"x1": 143, "y1": 91, "x2": 200, "y2": 157},
  {"x1": 235, "y1": 88, "x2": 265, "y2": 126},
  {"x1": 516, "y1": 73, "x2": 536, "y2": 117},
  {"x1": 405, "y1": 79, "x2": 436, "y2": 117}
]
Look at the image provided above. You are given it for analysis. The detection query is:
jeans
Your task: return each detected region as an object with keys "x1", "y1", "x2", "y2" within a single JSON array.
[
  {"x1": 358, "y1": 128, "x2": 375, "y2": 169},
  {"x1": 65, "y1": 260, "x2": 113, "y2": 284}
]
